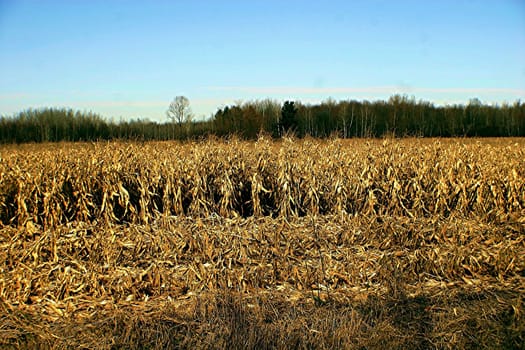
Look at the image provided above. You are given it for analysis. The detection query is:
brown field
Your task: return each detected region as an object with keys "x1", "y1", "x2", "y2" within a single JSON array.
[{"x1": 0, "y1": 137, "x2": 524, "y2": 349}]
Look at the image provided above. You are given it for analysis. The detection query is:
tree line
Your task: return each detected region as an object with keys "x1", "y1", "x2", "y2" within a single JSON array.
[
  {"x1": 1, "y1": 95, "x2": 524, "y2": 143},
  {"x1": 212, "y1": 96, "x2": 525, "y2": 138}
]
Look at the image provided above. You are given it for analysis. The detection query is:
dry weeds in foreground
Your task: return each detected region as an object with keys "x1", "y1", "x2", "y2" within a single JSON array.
[{"x1": 0, "y1": 137, "x2": 524, "y2": 349}]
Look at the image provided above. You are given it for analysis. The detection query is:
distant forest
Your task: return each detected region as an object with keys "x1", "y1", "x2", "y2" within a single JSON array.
[{"x1": 1, "y1": 95, "x2": 524, "y2": 143}]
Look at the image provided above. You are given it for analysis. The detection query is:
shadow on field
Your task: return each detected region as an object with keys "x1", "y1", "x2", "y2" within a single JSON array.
[{"x1": 3, "y1": 288, "x2": 523, "y2": 350}]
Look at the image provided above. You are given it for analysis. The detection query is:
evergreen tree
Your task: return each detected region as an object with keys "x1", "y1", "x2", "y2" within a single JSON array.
[{"x1": 281, "y1": 101, "x2": 298, "y2": 134}]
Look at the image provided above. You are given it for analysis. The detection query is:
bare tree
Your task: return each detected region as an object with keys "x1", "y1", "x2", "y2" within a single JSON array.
[{"x1": 167, "y1": 96, "x2": 193, "y2": 138}]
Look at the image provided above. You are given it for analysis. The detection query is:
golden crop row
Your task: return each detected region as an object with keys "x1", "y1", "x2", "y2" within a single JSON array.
[{"x1": 1, "y1": 137, "x2": 524, "y2": 227}]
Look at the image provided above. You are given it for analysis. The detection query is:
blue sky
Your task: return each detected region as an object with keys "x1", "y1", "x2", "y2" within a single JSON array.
[{"x1": 1, "y1": 0, "x2": 524, "y2": 122}]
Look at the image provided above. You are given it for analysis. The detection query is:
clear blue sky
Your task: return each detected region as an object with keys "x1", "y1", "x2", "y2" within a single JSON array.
[{"x1": 1, "y1": 0, "x2": 524, "y2": 122}]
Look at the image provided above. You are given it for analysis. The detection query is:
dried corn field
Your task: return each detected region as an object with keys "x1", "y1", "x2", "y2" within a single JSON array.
[{"x1": 0, "y1": 137, "x2": 524, "y2": 349}]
